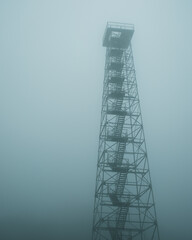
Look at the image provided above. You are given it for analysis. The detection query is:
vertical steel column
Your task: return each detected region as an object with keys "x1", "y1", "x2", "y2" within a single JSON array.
[{"x1": 92, "y1": 22, "x2": 160, "y2": 240}]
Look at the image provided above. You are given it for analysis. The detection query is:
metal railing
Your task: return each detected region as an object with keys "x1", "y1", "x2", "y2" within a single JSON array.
[{"x1": 107, "y1": 22, "x2": 134, "y2": 30}]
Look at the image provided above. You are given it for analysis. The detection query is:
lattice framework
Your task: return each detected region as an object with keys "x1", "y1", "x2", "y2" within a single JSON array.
[{"x1": 92, "y1": 22, "x2": 160, "y2": 240}]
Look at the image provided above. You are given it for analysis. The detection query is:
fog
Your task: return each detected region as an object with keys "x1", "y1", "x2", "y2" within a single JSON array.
[{"x1": 0, "y1": 0, "x2": 192, "y2": 240}]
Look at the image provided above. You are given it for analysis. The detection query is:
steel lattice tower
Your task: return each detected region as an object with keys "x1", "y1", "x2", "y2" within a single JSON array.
[{"x1": 92, "y1": 22, "x2": 160, "y2": 240}]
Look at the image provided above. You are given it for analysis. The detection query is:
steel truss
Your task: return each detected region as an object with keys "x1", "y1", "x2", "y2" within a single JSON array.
[{"x1": 92, "y1": 22, "x2": 160, "y2": 240}]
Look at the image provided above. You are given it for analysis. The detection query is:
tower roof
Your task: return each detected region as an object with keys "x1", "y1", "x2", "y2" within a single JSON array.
[{"x1": 103, "y1": 22, "x2": 134, "y2": 49}]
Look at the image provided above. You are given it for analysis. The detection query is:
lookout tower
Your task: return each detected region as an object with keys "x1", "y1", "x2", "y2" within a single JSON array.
[{"x1": 92, "y1": 22, "x2": 160, "y2": 240}]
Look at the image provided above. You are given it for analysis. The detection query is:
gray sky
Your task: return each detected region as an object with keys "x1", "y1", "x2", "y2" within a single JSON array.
[{"x1": 0, "y1": 0, "x2": 192, "y2": 240}]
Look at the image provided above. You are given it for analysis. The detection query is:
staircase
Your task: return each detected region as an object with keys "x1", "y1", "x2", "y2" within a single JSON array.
[
  {"x1": 116, "y1": 172, "x2": 127, "y2": 195},
  {"x1": 106, "y1": 47, "x2": 130, "y2": 239},
  {"x1": 117, "y1": 206, "x2": 129, "y2": 228},
  {"x1": 115, "y1": 115, "x2": 125, "y2": 137}
]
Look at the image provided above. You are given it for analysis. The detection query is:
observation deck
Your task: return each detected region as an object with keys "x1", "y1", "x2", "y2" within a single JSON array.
[{"x1": 103, "y1": 22, "x2": 134, "y2": 49}]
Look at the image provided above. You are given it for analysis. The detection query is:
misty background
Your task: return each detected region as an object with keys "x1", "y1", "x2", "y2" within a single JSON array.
[{"x1": 0, "y1": 0, "x2": 192, "y2": 240}]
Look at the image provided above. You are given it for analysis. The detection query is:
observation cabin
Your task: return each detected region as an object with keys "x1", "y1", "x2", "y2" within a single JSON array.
[{"x1": 103, "y1": 22, "x2": 134, "y2": 49}]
